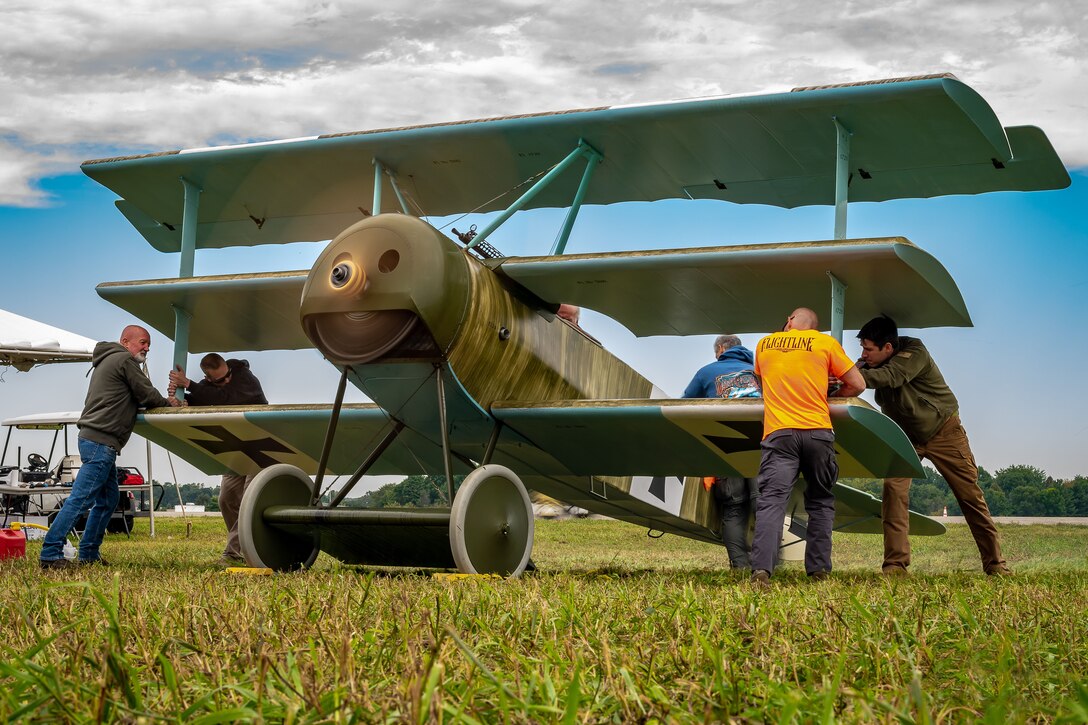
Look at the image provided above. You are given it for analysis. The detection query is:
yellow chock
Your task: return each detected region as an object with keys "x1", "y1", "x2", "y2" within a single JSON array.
[
  {"x1": 224, "y1": 567, "x2": 274, "y2": 575},
  {"x1": 431, "y1": 572, "x2": 503, "y2": 581}
]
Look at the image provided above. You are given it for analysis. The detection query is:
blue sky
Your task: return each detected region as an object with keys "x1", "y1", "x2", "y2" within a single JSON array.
[{"x1": 2, "y1": 2, "x2": 1086, "y2": 485}]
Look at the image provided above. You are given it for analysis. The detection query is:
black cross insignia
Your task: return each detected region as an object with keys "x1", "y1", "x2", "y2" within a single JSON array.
[
  {"x1": 704, "y1": 421, "x2": 764, "y2": 455},
  {"x1": 189, "y1": 425, "x2": 294, "y2": 468},
  {"x1": 648, "y1": 475, "x2": 684, "y2": 502}
]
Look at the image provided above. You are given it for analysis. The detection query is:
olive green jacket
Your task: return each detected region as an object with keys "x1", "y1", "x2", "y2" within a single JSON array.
[{"x1": 858, "y1": 336, "x2": 958, "y2": 445}]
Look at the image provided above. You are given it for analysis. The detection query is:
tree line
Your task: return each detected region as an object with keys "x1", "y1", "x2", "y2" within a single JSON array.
[{"x1": 842, "y1": 465, "x2": 1088, "y2": 517}]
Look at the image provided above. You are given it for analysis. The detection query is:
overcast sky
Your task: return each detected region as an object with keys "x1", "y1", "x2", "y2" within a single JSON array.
[
  {"x1": 2, "y1": 1, "x2": 1086, "y2": 486},
  {"x1": 3, "y1": 1, "x2": 1085, "y2": 207}
]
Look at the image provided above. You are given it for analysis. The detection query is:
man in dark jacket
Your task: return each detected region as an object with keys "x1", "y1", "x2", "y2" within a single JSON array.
[
  {"x1": 683, "y1": 335, "x2": 760, "y2": 569},
  {"x1": 169, "y1": 353, "x2": 268, "y2": 564},
  {"x1": 856, "y1": 315, "x2": 1008, "y2": 576},
  {"x1": 40, "y1": 325, "x2": 180, "y2": 569}
]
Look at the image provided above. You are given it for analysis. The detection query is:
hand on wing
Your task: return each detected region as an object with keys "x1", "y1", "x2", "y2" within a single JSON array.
[
  {"x1": 168, "y1": 364, "x2": 190, "y2": 389},
  {"x1": 167, "y1": 395, "x2": 187, "y2": 408},
  {"x1": 167, "y1": 382, "x2": 177, "y2": 396}
]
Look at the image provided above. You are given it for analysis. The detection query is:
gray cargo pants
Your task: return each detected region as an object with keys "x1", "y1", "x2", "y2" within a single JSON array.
[
  {"x1": 714, "y1": 477, "x2": 758, "y2": 569},
  {"x1": 750, "y1": 428, "x2": 838, "y2": 576},
  {"x1": 220, "y1": 472, "x2": 255, "y2": 559}
]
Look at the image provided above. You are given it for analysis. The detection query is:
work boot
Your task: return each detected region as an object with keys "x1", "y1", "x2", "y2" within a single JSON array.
[
  {"x1": 750, "y1": 569, "x2": 771, "y2": 589},
  {"x1": 986, "y1": 564, "x2": 1012, "y2": 576},
  {"x1": 218, "y1": 554, "x2": 245, "y2": 567},
  {"x1": 881, "y1": 565, "x2": 909, "y2": 577},
  {"x1": 808, "y1": 570, "x2": 831, "y2": 581},
  {"x1": 40, "y1": 559, "x2": 74, "y2": 571},
  {"x1": 79, "y1": 557, "x2": 110, "y2": 567}
]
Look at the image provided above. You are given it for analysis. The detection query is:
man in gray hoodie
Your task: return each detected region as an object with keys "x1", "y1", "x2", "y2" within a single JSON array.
[{"x1": 40, "y1": 325, "x2": 180, "y2": 570}]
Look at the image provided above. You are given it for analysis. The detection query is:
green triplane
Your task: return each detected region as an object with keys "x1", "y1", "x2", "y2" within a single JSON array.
[{"x1": 86, "y1": 73, "x2": 1068, "y2": 575}]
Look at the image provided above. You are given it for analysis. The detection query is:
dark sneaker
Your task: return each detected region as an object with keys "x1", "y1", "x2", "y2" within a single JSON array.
[
  {"x1": 882, "y1": 565, "x2": 909, "y2": 577},
  {"x1": 808, "y1": 570, "x2": 831, "y2": 581},
  {"x1": 79, "y1": 557, "x2": 110, "y2": 566},
  {"x1": 40, "y1": 559, "x2": 74, "y2": 571},
  {"x1": 986, "y1": 565, "x2": 1012, "y2": 576},
  {"x1": 750, "y1": 569, "x2": 771, "y2": 589},
  {"x1": 218, "y1": 555, "x2": 245, "y2": 567}
]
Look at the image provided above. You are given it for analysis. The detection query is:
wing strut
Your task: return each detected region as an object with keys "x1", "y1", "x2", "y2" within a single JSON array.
[
  {"x1": 833, "y1": 117, "x2": 852, "y2": 239},
  {"x1": 326, "y1": 420, "x2": 406, "y2": 508},
  {"x1": 551, "y1": 145, "x2": 603, "y2": 255},
  {"x1": 482, "y1": 420, "x2": 503, "y2": 465},
  {"x1": 309, "y1": 366, "x2": 350, "y2": 506},
  {"x1": 435, "y1": 363, "x2": 456, "y2": 504},
  {"x1": 827, "y1": 271, "x2": 847, "y2": 343},
  {"x1": 469, "y1": 139, "x2": 603, "y2": 252},
  {"x1": 372, "y1": 159, "x2": 384, "y2": 216},
  {"x1": 172, "y1": 176, "x2": 202, "y2": 397}
]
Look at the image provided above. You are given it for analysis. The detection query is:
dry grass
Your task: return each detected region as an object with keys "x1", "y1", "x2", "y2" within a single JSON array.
[{"x1": 1, "y1": 518, "x2": 1087, "y2": 722}]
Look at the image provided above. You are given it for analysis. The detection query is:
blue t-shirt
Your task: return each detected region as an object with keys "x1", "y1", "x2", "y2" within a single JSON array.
[{"x1": 682, "y1": 346, "x2": 759, "y2": 398}]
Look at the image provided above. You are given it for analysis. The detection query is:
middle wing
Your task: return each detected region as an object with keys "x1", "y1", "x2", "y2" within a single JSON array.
[
  {"x1": 136, "y1": 403, "x2": 456, "y2": 476},
  {"x1": 97, "y1": 237, "x2": 969, "y2": 352},
  {"x1": 496, "y1": 236, "x2": 970, "y2": 336}
]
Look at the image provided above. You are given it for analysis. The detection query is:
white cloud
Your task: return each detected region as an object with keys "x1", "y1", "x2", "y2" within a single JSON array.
[{"x1": 0, "y1": 0, "x2": 1084, "y2": 207}]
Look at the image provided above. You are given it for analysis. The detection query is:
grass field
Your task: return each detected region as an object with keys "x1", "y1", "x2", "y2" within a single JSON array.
[{"x1": 2, "y1": 517, "x2": 1087, "y2": 722}]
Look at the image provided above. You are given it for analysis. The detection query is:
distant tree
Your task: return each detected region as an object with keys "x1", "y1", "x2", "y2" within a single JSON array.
[
  {"x1": 1008, "y1": 485, "x2": 1048, "y2": 516},
  {"x1": 348, "y1": 475, "x2": 465, "y2": 509},
  {"x1": 994, "y1": 465, "x2": 1048, "y2": 492},
  {"x1": 151, "y1": 481, "x2": 220, "y2": 511},
  {"x1": 909, "y1": 481, "x2": 950, "y2": 515},
  {"x1": 1064, "y1": 477, "x2": 1088, "y2": 516},
  {"x1": 1037, "y1": 487, "x2": 1068, "y2": 516},
  {"x1": 839, "y1": 477, "x2": 882, "y2": 498}
]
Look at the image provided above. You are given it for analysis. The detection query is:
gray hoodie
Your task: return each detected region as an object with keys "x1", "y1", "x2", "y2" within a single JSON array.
[{"x1": 78, "y1": 341, "x2": 171, "y2": 451}]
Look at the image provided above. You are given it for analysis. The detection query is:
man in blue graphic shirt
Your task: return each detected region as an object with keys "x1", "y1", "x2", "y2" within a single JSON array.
[{"x1": 683, "y1": 335, "x2": 760, "y2": 568}]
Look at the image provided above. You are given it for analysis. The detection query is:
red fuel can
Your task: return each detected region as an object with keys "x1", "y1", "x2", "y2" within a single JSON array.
[{"x1": 0, "y1": 529, "x2": 27, "y2": 560}]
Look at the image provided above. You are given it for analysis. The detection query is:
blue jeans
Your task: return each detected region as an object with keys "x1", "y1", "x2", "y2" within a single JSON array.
[{"x1": 40, "y1": 438, "x2": 119, "y2": 562}]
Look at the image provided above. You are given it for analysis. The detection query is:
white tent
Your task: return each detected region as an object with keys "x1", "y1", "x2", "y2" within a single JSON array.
[{"x1": 0, "y1": 309, "x2": 96, "y2": 371}]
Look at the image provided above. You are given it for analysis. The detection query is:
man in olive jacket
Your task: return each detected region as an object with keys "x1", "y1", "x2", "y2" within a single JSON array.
[
  {"x1": 40, "y1": 325, "x2": 181, "y2": 569},
  {"x1": 856, "y1": 315, "x2": 1008, "y2": 576}
]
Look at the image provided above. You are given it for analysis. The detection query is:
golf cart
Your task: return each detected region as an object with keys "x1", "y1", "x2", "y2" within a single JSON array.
[{"x1": 1, "y1": 411, "x2": 157, "y2": 533}]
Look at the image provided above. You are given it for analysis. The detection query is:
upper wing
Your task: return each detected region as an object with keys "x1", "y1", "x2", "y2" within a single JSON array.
[
  {"x1": 489, "y1": 397, "x2": 923, "y2": 479},
  {"x1": 82, "y1": 74, "x2": 1068, "y2": 250},
  {"x1": 137, "y1": 403, "x2": 456, "y2": 477},
  {"x1": 496, "y1": 237, "x2": 970, "y2": 336}
]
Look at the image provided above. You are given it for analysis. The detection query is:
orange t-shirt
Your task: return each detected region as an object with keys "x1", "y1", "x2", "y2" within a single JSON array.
[{"x1": 754, "y1": 329, "x2": 856, "y2": 439}]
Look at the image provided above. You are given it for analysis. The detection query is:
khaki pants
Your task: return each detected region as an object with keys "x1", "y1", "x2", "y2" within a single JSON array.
[
  {"x1": 883, "y1": 415, "x2": 1005, "y2": 573},
  {"x1": 220, "y1": 473, "x2": 255, "y2": 558}
]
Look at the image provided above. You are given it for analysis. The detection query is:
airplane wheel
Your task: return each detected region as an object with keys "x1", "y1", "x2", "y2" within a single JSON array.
[
  {"x1": 239, "y1": 464, "x2": 318, "y2": 571},
  {"x1": 449, "y1": 464, "x2": 533, "y2": 577}
]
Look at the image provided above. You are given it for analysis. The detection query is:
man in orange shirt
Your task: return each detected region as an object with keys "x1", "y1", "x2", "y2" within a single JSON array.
[{"x1": 750, "y1": 308, "x2": 865, "y2": 585}]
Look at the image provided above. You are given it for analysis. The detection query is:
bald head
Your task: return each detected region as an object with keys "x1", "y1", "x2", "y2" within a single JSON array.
[
  {"x1": 785, "y1": 308, "x2": 819, "y2": 331},
  {"x1": 120, "y1": 325, "x2": 152, "y2": 363}
]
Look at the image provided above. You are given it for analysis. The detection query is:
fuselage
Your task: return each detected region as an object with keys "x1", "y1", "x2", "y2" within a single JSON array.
[{"x1": 300, "y1": 214, "x2": 655, "y2": 417}]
